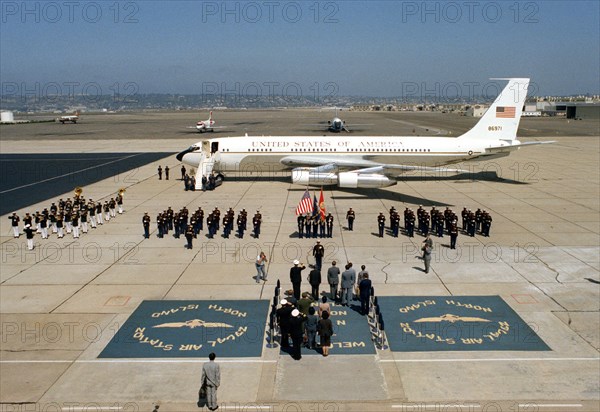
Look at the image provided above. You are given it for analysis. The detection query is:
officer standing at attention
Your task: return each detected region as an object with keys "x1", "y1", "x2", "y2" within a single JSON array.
[
  {"x1": 346, "y1": 208, "x2": 355, "y2": 231},
  {"x1": 305, "y1": 215, "x2": 312, "y2": 238},
  {"x1": 180, "y1": 165, "x2": 186, "y2": 180},
  {"x1": 297, "y1": 214, "x2": 305, "y2": 238},
  {"x1": 157, "y1": 165, "x2": 163, "y2": 180},
  {"x1": 185, "y1": 225, "x2": 195, "y2": 249},
  {"x1": 165, "y1": 166, "x2": 170, "y2": 180},
  {"x1": 377, "y1": 212, "x2": 386, "y2": 237},
  {"x1": 313, "y1": 240, "x2": 325, "y2": 271},
  {"x1": 391, "y1": 210, "x2": 400, "y2": 237},
  {"x1": 253, "y1": 210, "x2": 262, "y2": 239},
  {"x1": 325, "y1": 213, "x2": 334, "y2": 238},
  {"x1": 142, "y1": 212, "x2": 151, "y2": 238},
  {"x1": 449, "y1": 220, "x2": 458, "y2": 249}
]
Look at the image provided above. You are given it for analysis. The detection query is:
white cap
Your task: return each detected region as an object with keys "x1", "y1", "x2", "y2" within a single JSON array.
[
  {"x1": 291, "y1": 309, "x2": 300, "y2": 317},
  {"x1": 293, "y1": 260, "x2": 300, "y2": 265},
  {"x1": 24, "y1": 224, "x2": 31, "y2": 228},
  {"x1": 280, "y1": 299, "x2": 288, "y2": 305}
]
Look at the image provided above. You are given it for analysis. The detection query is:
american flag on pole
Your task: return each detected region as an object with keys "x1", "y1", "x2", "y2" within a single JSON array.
[
  {"x1": 295, "y1": 189, "x2": 313, "y2": 216},
  {"x1": 496, "y1": 106, "x2": 516, "y2": 118}
]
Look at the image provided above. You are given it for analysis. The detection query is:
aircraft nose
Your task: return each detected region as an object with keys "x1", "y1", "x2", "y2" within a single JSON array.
[{"x1": 176, "y1": 147, "x2": 192, "y2": 161}]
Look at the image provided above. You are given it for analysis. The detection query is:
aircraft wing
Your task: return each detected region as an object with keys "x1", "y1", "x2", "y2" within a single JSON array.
[{"x1": 280, "y1": 156, "x2": 466, "y2": 174}]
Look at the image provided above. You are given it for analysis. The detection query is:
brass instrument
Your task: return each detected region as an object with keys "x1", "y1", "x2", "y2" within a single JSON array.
[
  {"x1": 118, "y1": 188, "x2": 126, "y2": 196},
  {"x1": 74, "y1": 187, "x2": 83, "y2": 198}
]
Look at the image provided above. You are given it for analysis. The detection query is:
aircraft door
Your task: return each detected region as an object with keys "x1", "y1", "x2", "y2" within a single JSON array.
[{"x1": 211, "y1": 141, "x2": 219, "y2": 154}]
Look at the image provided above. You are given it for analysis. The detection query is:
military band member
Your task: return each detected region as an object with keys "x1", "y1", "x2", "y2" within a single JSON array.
[
  {"x1": 326, "y1": 213, "x2": 334, "y2": 238},
  {"x1": 142, "y1": 212, "x2": 151, "y2": 239},
  {"x1": 103, "y1": 201, "x2": 111, "y2": 222},
  {"x1": 56, "y1": 212, "x2": 64, "y2": 238},
  {"x1": 157, "y1": 165, "x2": 163, "y2": 180},
  {"x1": 206, "y1": 213, "x2": 215, "y2": 238},
  {"x1": 406, "y1": 209, "x2": 415, "y2": 237},
  {"x1": 64, "y1": 210, "x2": 72, "y2": 233},
  {"x1": 39, "y1": 214, "x2": 48, "y2": 239},
  {"x1": 313, "y1": 240, "x2": 325, "y2": 271},
  {"x1": 108, "y1": 198, "x2": 116, "y2": 218},
  {"x1": 80, "y1": 207, "x2": 88, "y2": 233},
  {"x1": 377, "y1": 212, "x2": 386, "y2": 237},
  {"x1": 96, "y1": 202, "x2": 103, "y2": 225},
  {"x1": 72, "y1": 212, "x2": 80, "y2": 239},
  {"x1": 237, "y1": 212, "x2": 246, "y2": 238},
  {"x1": 9, "y1": 213, "x2": 20, "y2": 238},
  {"x1": 49, "y1": 211, "x2": 57, "y2": 233},
  {"x1": 34, "y1": 211, "x2": 41, "y2": 233},
  {"x1": 116, "y1": 193, "x2": 124, "y2": 214},
  {"x1": 23, "y1": 224, "x2": 35, "y2": 250},
  {"x1": 346, "y1": 208, "x2": 355, "y2": 231},
  {"x1": 297, "y1": 214, "x2": 305, "y2": 238}
]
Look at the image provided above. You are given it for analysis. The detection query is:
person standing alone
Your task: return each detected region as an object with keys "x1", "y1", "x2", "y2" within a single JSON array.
[{"x1": 200, "y1": 352, "x2": 220, "y2": 411}]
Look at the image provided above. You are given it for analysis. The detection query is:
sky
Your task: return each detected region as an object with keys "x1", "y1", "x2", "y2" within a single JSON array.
[{"x1": 1, "y1": 0, "x2": 599, "y2": 97}]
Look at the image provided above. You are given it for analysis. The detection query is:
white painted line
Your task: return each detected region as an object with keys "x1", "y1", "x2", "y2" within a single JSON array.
[
  {"x1": 62, "y1": 408, "x2": 122, "y2": 411},
  {"x1": 393, "y1": 405, "x2": 480, "y2": 409},
  {"x1": 518, "y1": 404, "x2": 582, "y2": 408},
  {"x1": 0, "y1": 359, "x2": 277, "y2": 364},
  {"x1": 380, "y1": 357, "x2": 600, "y2": 363}
]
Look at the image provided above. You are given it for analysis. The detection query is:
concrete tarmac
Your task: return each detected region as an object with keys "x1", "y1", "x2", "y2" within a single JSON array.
[{"x1": 0, "y1": 110, "x2": 598, "y2": 411}]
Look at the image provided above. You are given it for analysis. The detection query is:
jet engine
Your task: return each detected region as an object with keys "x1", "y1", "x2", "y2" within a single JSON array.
[
  {"x1": 338, "y1": 172, "x2": 396, "y2": 188},
  {"x1": 292, "y1": 168, "x2": 338, "y2": 186}
]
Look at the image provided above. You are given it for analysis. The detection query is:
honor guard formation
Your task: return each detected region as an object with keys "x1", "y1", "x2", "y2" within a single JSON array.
[
  {"x1": 8, "y1": 187, "x2": 125, "y2": 250},
  {"x1": 146, "y1": 206, "x2": 261, "y2": 248}
]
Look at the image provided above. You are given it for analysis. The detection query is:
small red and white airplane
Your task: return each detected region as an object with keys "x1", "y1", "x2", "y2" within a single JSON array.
[
  {"x1": 189, "y1": 111, "x2": 227, "y2": 133},
  {"x1": 58, "y1": 111, "x2": 79, "y2": 124}
]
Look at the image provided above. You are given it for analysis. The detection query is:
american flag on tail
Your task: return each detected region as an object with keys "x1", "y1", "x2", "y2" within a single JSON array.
[{"x1": 496, "y1": 106, "x2": 516, "y2": 118}]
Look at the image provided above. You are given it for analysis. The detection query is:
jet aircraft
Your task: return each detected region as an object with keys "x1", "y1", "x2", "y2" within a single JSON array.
[
  {"x1": 188, "y1": 111, "x2": 228, "y2": 133},
  {"x1": 57, "y1": 112, "x2": 79, "y2": 124},
  {"x1": 177, "y1": 78, "x2": 553, "y2": 190}
]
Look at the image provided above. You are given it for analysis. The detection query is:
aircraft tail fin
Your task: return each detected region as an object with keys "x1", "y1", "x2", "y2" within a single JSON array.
[
  {"x1": 209, "y1": 111, "x2": 213, "y2": 120},
  {"x1": 458, "y1": 78, "x2": 530, "y2": 141}
]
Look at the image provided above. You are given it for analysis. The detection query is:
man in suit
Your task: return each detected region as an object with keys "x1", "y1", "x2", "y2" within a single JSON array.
[
  {"x1": 200, "y1": 352, "x2": 220, "y2": 411},
  {"x1": 340, "y1": 263, "x2": 356, "y2": 306},
  {"x1": 327, "y1": 261, "x2": 340, "y2": 302},
  {"x1": 358, "y1": 273, "x2": 372, "y2": 315}
]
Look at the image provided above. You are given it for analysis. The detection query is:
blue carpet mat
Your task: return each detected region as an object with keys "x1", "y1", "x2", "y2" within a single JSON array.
[
  {"x1": 378, "y1": 296, "x2": 550, "y2": 352},
  {"x1": 99, "y1": 300, "x2": 269, "y2": 358},
  {"x1": 280, "y1": 302, "x2": 376, "y2": 356}
]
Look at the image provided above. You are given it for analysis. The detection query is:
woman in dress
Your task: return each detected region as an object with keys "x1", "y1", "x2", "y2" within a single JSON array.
[{"x1": 317, "y1": 310, "x2": 333, "y2": 356}]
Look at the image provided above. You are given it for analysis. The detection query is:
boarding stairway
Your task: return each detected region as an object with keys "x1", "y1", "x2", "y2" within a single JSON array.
[{"x1": 194, "y1": 153, "x2": 215, "y2": 190}]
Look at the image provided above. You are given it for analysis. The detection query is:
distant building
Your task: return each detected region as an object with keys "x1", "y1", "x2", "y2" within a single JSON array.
[
  {"x1": 466, "y1": 105, "x2": 488, "y2": 117},
  {"x1": 1, "y1": 111, "x2": 14, "y2": 123}
]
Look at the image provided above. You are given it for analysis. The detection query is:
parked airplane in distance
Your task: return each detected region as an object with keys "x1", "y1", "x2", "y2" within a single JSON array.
[
  {"x1": 188, "y1": 111, "x2": 228, "y2": 133},
  {"x1": 57, "y1": 112, "x2": 79, "y2": 124},
  {"x1": 177, "y1": 78, "x2": 554, "y2": 189},
  {"x1": 312, "y1": 108, "x2": 370, "y2": 133}
]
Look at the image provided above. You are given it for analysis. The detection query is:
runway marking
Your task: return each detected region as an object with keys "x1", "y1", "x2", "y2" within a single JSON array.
[
  {"x1": 0, "y1": 153, "x2": 143, "y2": 194},
  {"x1": 392, "y1": 405, "x2": 480, "y2": 409},
  {"x1": 0, "y1": 359, "x2": 277, "y2": 363},
  {"x1": 380, "y1": 357, "x2": 599, "y2": 362},
  {"x1": 518, "y1": 404, "x2": 582, "y2": 408},
  {"x1": 61, "y1": 408, "x2": 123, "y2": 411}
]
